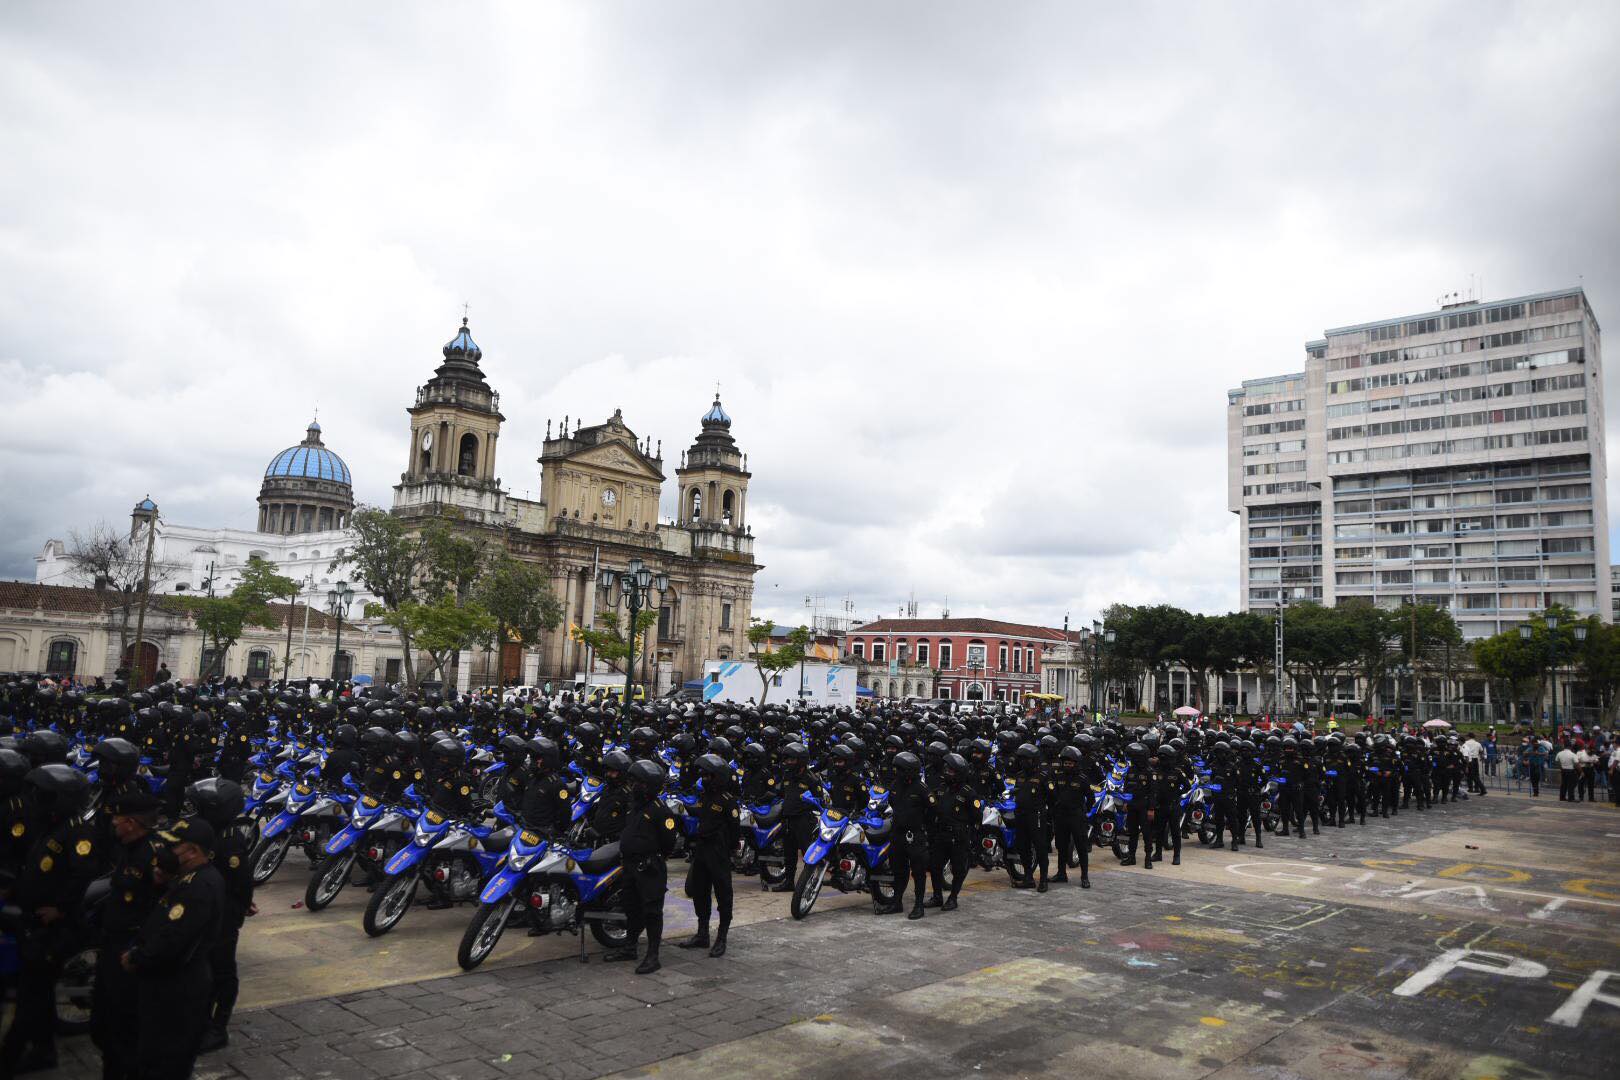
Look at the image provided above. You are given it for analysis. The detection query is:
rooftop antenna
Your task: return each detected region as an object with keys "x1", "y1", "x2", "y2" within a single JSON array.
[{"x1": 941, "y1": 594, "x2": 950, "y2": 619}]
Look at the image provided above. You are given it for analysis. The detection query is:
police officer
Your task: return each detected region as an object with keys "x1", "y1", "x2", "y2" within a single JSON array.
[
  {"x1": 123, "y1": 817, "x2": 225, "y2": 1080},
  {"x1": 2, "y1": 764, "x2": 100, "y2": 1075},
  {"x1": 517, "y1": 736, "x2": 573, "y2": 836},
  {"x1": 1010, "y1": 743, "x2": 1051, "y2": 892},
  {"x1": 1050, "y1": 744, "x2": 1093, "y2": 888},
  {"x1": 1119, "y1": 741, "x2": 1155, "y2": 868},
  {"x1": 679, "y1": 753, "x2": 738, "y2": 957},
  {"x1": 882, "y1": 751, "x2": 933, "y2": 918},
  {"x1": 91, "y1": 788, "x2": 165, "y2": 1080},
  {"x1": 605, "y1": 759, "x2": 677, "y2": 975},
  {"x1": 932, "y1": 753, "x2": 978, "y2": 910},
  {"x1": 0, "y1": 747, "x2": 32, "y2": 883},
  {"x1": 188, "y1": 778, "x2": 252, "y2": 1052},
  {"x1": 774, "y1": 743, "x2": 817, "y2": 893}
]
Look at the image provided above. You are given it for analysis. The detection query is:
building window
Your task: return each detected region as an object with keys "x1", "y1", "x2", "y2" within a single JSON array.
[
  {"x1": 872, "y1": 641, "x2": 886, "y2": 663},
  {"x1": 658, "y1": 605, "x2": 672, "y2": 639},
  {"x1": 852, "y1": 641, "x2": 865, "y2": 660},
  {"x1": 916, "y1": 641, "x2": 929, "y2": 667},
  {"x1": 938, "y1": 685, "x2": 952, "y2": 700},
  {"x1": 1012, "y1": 648, "x2": 1022, "y2": 673},
  {"x1": 722, "y1": 490, "x2": 736, "y2": 525},
  {"x1": 458, "y1": 432, "x2": 479, "y2": 476},
  {"x1": 966, "y1": 642, "x2": 985, "y2": 668},
  {"x1": 939, "y1": 642, "x2": 952, "y2": 669},
  {"x1": 247, "y1": 650, "x2": 272, "y2": 679},
  {"x1": 720, "y1": 603, "x2": 732, "y2": 629},
  {"x1": 46, "y1": 639, "x2": 77, "y2": 677},
  {"x1": 998, "y1": 644, "x2": 1008, "y2": 671},
  {"x1": 1025, "y1": 648, "x2": 1035, "y2": 671}
]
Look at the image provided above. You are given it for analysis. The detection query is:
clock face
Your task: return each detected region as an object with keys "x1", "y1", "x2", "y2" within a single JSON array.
[
  {"x1": 421, "y1": 431, "x2": 433, "y2": 450},
  {"x1": 601, "y1": 489, "x2": 617, "y2": 508}
]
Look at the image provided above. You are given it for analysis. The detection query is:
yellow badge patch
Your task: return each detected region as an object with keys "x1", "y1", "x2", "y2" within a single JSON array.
[
  {"x1": 392, "y1": 771, "x2": 401, "y2": 780},
  {"x1": 460, "y1": 785, "x2": 470, "y2": 796},
  {"x1": 124, "y1": 891, "x2": 135, "y2": 903},
  {"x1": 559, "y1": 789, "x2": 570, "y2": 800},
  {"x1": 76, "y1": 840, "x2": 93, "y2": 857},
  {"x1": 664, "y1": 817, "x2": 675, "y2": 830},
  {"x1": 9, "y1": 822, "x2": 22, "y2": 837},
  {"x1": 39, "y1": 855, "x2": 53, "y2": 872},
  {"x1": 229, "y1": 856, "x2": 241, "y2": 869},
  {"x1": 974, "y1": 800, "x2": 982, "y2": 809},
  {"x1": 168, "y1": 903, "x2": 185, "y2": 921}
]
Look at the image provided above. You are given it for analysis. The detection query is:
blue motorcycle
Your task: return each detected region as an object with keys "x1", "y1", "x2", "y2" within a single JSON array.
[
  {"x1": 455, "y1": 832, "x2": 632, "y2": 969},
  {"x1": 733, "y1": 798, "x2": 790, "y2": 887},
  {"x1": 790, "y1": 791, "x2": 897, "y2": 920},
  {"x1": 303, "y1": 791, "x2": 420, "y2": 911},
  {"x1": 248, "y1": 772, "x2": 358, "y2": 885},
  {"x1": 362, "y1": 803, "x2": 513, "y2": 937}
]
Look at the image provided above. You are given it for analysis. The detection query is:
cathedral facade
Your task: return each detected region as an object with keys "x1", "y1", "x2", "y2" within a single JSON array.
[{"x1": 391, "y1": 318, "x2": 761, "y2": 691}]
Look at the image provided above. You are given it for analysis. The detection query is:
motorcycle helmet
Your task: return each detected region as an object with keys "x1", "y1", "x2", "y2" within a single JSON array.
[
  {"x1": 1125, "y1": 741, "x2": 1149, "y2": 764},
  {"x1": 0, "y1": 748, "x2": 29, "y2": 794},
  {"x1": 361, "y1": 726, "x2": 393, "y2": 756},
  {"x1": 627, "y1": 758, "x2": 667, "y2": 795},
  {"x1": 695, "y1": 753, "x2": 729, "y2": 779},
  {"x1": 600, "y1": 748, "x2": 633, "y2": 782},
  {"x1": 92, "y1": 737, "x2": 140, "y2": 780},
  {"x1": 333, "y1": 724, "x2": 359, "y2": 749},
  {"x1": 892, "y1": 751, "x2": 922, "y2": 778},
  {"x1": 1058, "y1": 745, "x2": 1083, "y2": 769},
  {"x1": 706, "y1": 736, "x2": 735, "y2": 761},
  {"x1": 527, "y1": 736, "x2": 561, "y2": 769},
  {"x1": 941, "y1": 752, "x2": 970, "y2": 783},
  {"x1": 26, "y1": 763, "x2": 90, "y2": 819},
  {"x1": 779, "y1": 742, "x2": 809, "y2": 768},
  {"x1": 22, "y1": 729, "x2": 68, "y2": 766},
  {"x1": 498, "y1": 734, "x2": 529, "y2": 767},
  {"x1": 185, "y1": 777, "x2": 245, "y2": 827}
]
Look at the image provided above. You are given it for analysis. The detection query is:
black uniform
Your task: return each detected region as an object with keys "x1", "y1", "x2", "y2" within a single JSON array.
[
  {"x1": 930, "y1": 782, "x2": 977, "y2": 904},
  {"x1": 617, "y1": 794, "x2": 678, "y2": 953},
  {"x1": 1050, "y1": 765, "x2": 1093, "y2": 884},
  {"x1": 1, "y1": 817, "x2": 102, "y2": 1072},
  {"x1": 886, "y1": 777, "x2": 933, "y2": 910},
  {"x1": 1011, "y1": 768, "x2": 1052, "y2": 887},
  {"x1": 92, "y1": 825, "x2": 164, "y2": 1078},
  {"x1": 207, "y1": 824, "x2": 256, "y2": 1039},
  {"x1": 683, "y1": 782, "x2": 738, "y2": 937},
  {"x1": 517, "y1": 770, "x2": 574, "y2": 835},
  {"x1": 127, "y1": 864, "x2": 226, "y2": 1080},
  {"x1": 1122, "y1": 763, "x2": 1155, "y2": 867}
]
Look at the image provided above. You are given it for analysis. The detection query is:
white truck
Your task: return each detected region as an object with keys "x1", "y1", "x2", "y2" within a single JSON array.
[{"x1": 701, "y1": 659, "x2": 858, "y2": 708}]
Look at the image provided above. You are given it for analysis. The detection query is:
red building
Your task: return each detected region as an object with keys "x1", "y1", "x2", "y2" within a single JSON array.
[{"x1": 845, "y1": 618, "x2": 1078, "y2": 704}]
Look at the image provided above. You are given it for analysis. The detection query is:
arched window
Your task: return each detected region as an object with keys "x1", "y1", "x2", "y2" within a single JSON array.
[
  {"x1": 45, "y1": 638, "x2": 78, "y2": 677},
  {"x1": 310, "y1": 550, "x2": 321, "y2": 560},
  {"x1": 458, "y1": 433, "x2": 479, "y2": 476},
  {"x1": 420, "y1": 449, "x2": 432, "y2": 474},
  {"x1": 247, "y1": 650, "x2": 272, "y2": 679},
  {"x1": 688, "y1": 487, "x2": 702, "y2": 520},
  {"x1": 722, "y1": 489, "x2": 736, "y2": 525}
]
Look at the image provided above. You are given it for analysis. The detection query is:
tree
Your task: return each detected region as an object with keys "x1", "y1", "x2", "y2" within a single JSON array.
[
  {"x1": 1574, "y1": 617, "x2": 1620, "y2": 721},
  {"x1": 475, "y1": 554, "x2": 563, "y2": 686},
  {"x1": 177, "y1": 557, "x2": 297, "y2": 681},
  {"x1": 344, "y1": 507, "x2": 431, "y2": 687},
  {"x1": 747, "y1": 618, "x2": 804, "y2": 707},
  {"x1": 1276, "y1": 603, "x2": 1350, "y2": 714},
  {"x1": 381, "y1": 594, "x2": 497, "y2": 685},
  {"x1": 570, "y1": 609, "x2": 658, "y2": 676},
  {"x1": 61, "y1": 521, "x2": 173, "y2": 662},
  {"x1": 1472, "y1": 628, "x2": 1543, "y2": 725}
]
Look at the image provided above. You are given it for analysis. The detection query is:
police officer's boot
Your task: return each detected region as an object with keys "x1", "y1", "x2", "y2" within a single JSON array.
[
  {"x1": 908, "y1": 895, "x2": 925, "y2": 920},
  {"x1": 199, "y1": 1024, "x2": 230, "y2": 1053},
  {"x1": 678, "y1": 919, "x2": 710, "y2": 950},
  {"x1": 942, "y1": 889, "x2": 959, "y2": 911},
  {"x1": 636, "y1": 919, "x2": 663, "y2": 975},
  {"x1": 709, "y1": 918, "x2": 729, "y2": 958},
  {"x1": 604, "y1": 929, "x2": 640, "y2": 962}
]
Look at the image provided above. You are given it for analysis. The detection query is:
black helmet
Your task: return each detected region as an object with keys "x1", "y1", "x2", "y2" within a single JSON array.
[
  {"x1": 429, "y1": 738, "x2": 464, "y2": 765},
  {"x1": 0, "y1": 748, "x2": 29, "y2": 790},
  {"x1": 361, "y1": 726, "x2": 393, "y2": 754},
  {"x1": 941, "y1": 752, "x2": 970, "y2": 783},
  {"x1": 334, "y1": 724, "x2": 359, "y2": 749},
  {"x1": 780, "y1": 742, "x2": 809, "y2": 766},
  {"x1": 1125, "y1": 741, "x2": 1149, "y2": 763},
  {"x1": 185, "y1": 777, "x2": 245, "y2": 827},
  {"x1": 670, "y1": 732, "x2": 698, "y2": 756},
  {"x1": 828, "y1": 744, "x2": 856, "y2": 769},
  {"x1": 892, "y1": 751, "x2": 922, "y2": 777},
  {"x1": 1058, "y1": 745, "x2": 1082, "y2": 767},
  {"x1": 695, "y1": 753, "x2": 729, "y2": 778},
  {"x1": 1014, "y1": 742, "x2": 1040, "y2": 765},
  {"x1": 92, "y1": 737, "x2": 140, "y2": 778},
  {"x1": 740, "y1": 742, "x2": 768, "y2": 767},
  {"x1": 601, "y1": 749, "x2": 633, "y2": 779},
  {"x1": 26, "y1": 763, "x2": 90, "y2": 817},
  {"x1": 628, "y1": 758, "x2": 667, "y2": 794},
  {"x1": 394, "y1": 730, "x2": 420, "y2": 757},
  {"x1": 527, "y1": 736, "x2": 561, "y2": 768},
  {"x1": 1075, "y1": 733, "x2": 1097, "y2": 754},
  {"x1": 628, "y1": 726, "x2": 660, "y2": 757},
  {"x1": 706, "y1": 736, "x2": 735, "y2": 760},
  {"x1": 498, "y1": 734, "x2": 529, "y2": 764},
  {"x1": 22, "y1": 730, "x2": 68, "y2": 766}
]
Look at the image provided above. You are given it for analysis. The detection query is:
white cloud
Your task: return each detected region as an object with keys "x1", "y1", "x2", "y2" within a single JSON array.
[{"x1": 2, "y1": 1, "x2": 1617, "y2": 631}]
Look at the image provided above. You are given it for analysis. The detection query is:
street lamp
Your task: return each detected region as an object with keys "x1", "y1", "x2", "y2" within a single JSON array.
[
  {"x1": 327, "y1": 580, "x2": 355, "y2": 684},
  {"x1": 1520, "y1": 616, "x2": 1587, "y2": 730},
  {"x1": 598, "y1": 558, "x2": 669, "y2": 705},
  {"x1": 1085, "y1": 620, "x2": 1116, "y2": 715}
]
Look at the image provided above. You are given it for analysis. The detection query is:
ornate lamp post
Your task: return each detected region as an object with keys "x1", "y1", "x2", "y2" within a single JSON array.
[
  {"x1": 1520, "y1": 616, "x2": 1587, "y2": 730},
  {"x1": 326, "y1": 580, "x2": 354, "y2": 683},
  {"x1": 598, "y1": 558, "x2": 669, "y2": 704}
]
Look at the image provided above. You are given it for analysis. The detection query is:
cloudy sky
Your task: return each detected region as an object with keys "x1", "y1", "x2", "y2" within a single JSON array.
[{"x1": 3, "y1": 1, "x2": 1618, "y2": 629}]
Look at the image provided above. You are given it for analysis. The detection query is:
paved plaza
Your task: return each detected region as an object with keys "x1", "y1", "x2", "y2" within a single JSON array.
[{"x1": 41, "y1": 791, "x2": 1620, "y2": 1080}]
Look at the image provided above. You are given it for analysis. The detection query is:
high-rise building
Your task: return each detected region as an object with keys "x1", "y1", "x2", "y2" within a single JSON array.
[{"x1": 1227, "y1": 287, "x2": 1607, "y2": 639}]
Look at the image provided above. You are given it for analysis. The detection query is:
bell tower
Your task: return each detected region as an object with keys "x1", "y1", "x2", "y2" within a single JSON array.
[
  {"x1": 393, "y1": 316, "x2": 508, "y2": 524},
  {"x1": 676, "y1": 393, "x2": 751, "y2": 535}
]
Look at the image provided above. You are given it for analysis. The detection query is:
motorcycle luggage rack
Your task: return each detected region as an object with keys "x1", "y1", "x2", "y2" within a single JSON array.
[{"x1": 577, "y1": 909, "x2": 626, "y2": 963}]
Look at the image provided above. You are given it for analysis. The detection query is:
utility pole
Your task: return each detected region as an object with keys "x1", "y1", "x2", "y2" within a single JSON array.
[
  {"x1": 196, "y1": 559, "x2": 217, "y2": 682},
  {"x1": 1274, "y1": 597, "x2": 1286, "y2": 718},
  {"x1": 130, "y1": 507, "x2": 158, "y2": 686}
]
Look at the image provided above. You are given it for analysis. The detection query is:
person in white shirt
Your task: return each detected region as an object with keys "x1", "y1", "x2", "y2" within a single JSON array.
[
  {"x1": 1574, "y1": 747, "x2": 1597, "y2": 802},
  {"x1": 1461, "y1": 737, "x2": 1485, "y2": 795},
  {"x1": 1555, "y1": 745, "x2": 1579, "y2": 801}
]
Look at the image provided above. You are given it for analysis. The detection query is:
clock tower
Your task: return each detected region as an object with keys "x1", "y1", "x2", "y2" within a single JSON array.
[{"x1": 393, "y1": 317, "x2": 507, "y2": 525}]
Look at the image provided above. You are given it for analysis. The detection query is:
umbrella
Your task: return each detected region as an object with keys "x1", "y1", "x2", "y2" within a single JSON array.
[
  {"x1": 1173, "y1": 705, "x2": 1202, "y2": 717},
  {"x1": 1422, "y1": 719, "x2": 1452, "y2": 729}
]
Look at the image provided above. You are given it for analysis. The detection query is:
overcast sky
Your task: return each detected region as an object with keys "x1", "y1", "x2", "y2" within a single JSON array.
[{"x1": 3, "y1": 1, "x2": 1618, "y2": 630}]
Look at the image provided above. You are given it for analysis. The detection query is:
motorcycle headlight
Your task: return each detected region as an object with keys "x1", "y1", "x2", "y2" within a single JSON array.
[{"x1": 508, "y1": 850, "x2": 535, "y2": 872}]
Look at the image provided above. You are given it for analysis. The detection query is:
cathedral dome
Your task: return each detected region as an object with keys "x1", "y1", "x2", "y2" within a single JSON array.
[
  {"x1": 258, "y1": 420, "x2": 355, "y2": 535},
  {"x1": 265, "y1": 421, "x2": 352, "y2": 484}
]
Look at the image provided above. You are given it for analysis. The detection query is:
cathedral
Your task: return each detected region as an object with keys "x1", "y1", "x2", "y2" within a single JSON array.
[{"x1": 390, "y1": 317, "x2": 761, "y2": 691}]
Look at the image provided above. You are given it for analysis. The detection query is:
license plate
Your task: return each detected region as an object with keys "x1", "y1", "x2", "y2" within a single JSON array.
[
  {"x1": 826, "y1": 810, "x2": 844, "y2": 821},
  {"x1": 260, "y1": 771, "x2": 274, "y2": 782}
]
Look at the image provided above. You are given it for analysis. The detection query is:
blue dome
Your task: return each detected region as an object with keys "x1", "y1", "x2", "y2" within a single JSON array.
[
  {"x1": 443, "y1": 318, "x2": 482, "y2": 362},
  {"x1": 702, "y1": 394, "x2": 731, "y2": 426},
  {"x1": 134, "y1": 497, "x2": 157, "y2": 511},
  {"x1": 265, "y1": 445, "x2": 351, "y2": 484}
]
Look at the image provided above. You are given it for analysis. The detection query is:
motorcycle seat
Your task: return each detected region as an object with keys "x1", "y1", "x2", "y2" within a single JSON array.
[
  {"x1": 480, "y1": 828, "x2": 512, "y2": 853},
  {"x1": 863, "y1": 817, "x2": 892, "y2": 841},
  {"x1": 755, "y1": 802, "x2": 783, "y2": 826},
  {"x1": 580, "y1": 842, "x2": 620, "y2": 875}
]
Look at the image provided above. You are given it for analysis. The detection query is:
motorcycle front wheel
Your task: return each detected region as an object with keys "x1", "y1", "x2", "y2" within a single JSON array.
[
  {"x1": 790, "y1": 861, "x2": 827, "y2": 920},
  {"x1": 305, "y1": 849, "x2": 358, "y2": 911},
  {"x1": 363, "y1": 871, "x2": 418, "y2": 937},
  {"x1": 249, "y1": 832, "x2": 293, "y2": 886},
  {"x1": 758, "y1": 838, "x2": 789, "y2": 887},
  {"x1": 457, "y1": 895, "x2": 517, "y2": 970},
  {"x1": 55, "y1": 944, "x2": 97, "y2": 1035}
]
